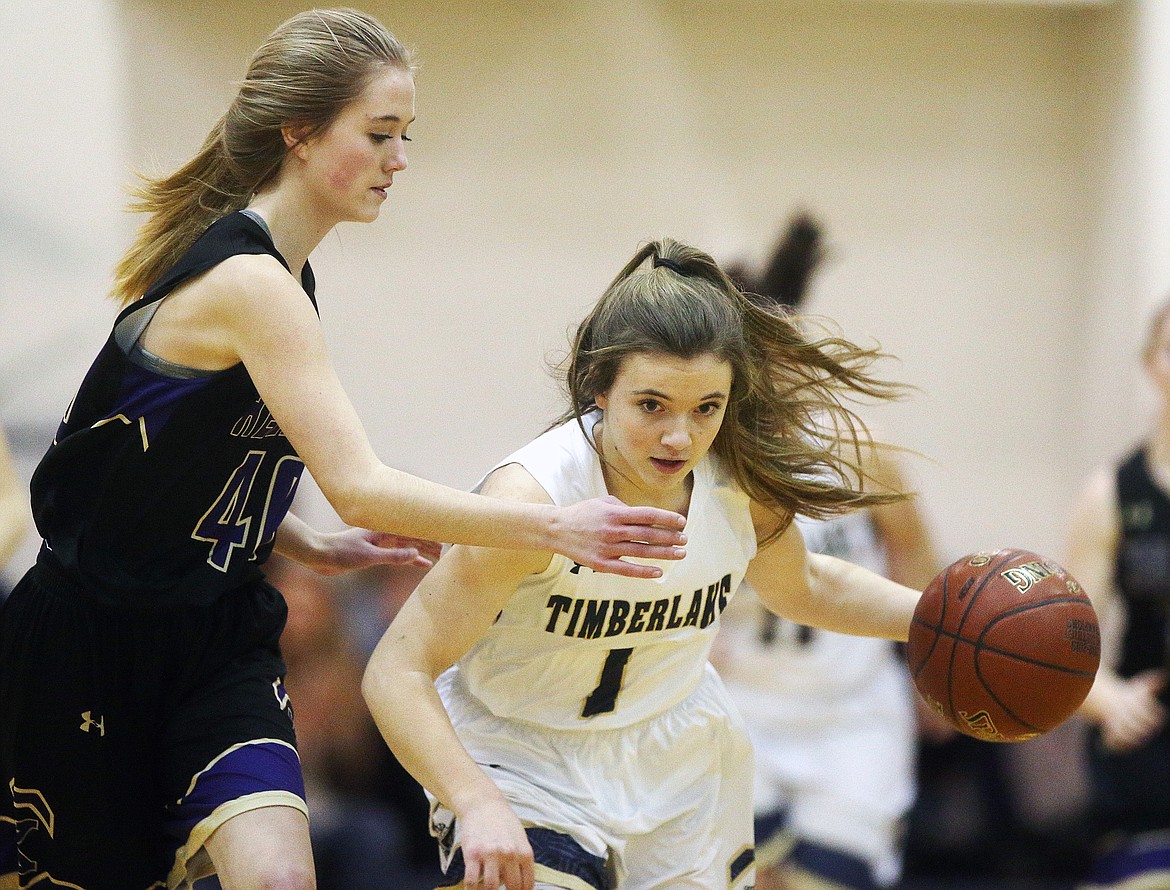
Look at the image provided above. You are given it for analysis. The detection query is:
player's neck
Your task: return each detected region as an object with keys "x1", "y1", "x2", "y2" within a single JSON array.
[{"x1": 245, "y1": 192, "x2": 331, "y2": 273}]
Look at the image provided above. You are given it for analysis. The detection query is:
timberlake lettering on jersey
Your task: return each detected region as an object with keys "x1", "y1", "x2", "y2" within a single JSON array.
[{"x1": 544, "y1": 574, "x2": 733, "y2": 639}]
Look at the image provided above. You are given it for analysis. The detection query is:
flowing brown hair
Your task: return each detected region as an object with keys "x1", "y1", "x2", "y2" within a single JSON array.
[
  {"x1": 111, "y1": 8, "x2": 412, "y2": 305},
  {"x1": 552, "y1": 237, "x2": 908, "y2": 541}
]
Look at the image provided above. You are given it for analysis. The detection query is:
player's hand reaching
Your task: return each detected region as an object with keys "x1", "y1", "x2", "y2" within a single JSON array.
[
  {"x1": 457, "y1": 793, "x2": 535, "y2": 890},
  {"x1": 1095, "y1": 668, "x2": 1166, "y2": 752},
  {"x1": 308, "y1": 527, "x2": 442, "y2": 574},
  {"x1": 550, "y1": 495, "x2": 687, "y2": 579}
]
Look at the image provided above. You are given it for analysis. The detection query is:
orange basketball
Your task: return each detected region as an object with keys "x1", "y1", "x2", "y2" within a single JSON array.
[{"x1": 907, "y1": 549, "x2": 1100, "y2": 742}]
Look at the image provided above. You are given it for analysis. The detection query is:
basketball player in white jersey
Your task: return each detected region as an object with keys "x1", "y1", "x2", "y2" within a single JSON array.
[
  {"x1": 363, "y1": 237, "x2": 924, "y2": 890},
  {"x1": 716, "y1": 462, "x2": 937, "y2": 889},
  {"x1": 716, "y1": 213, "x2": 942, "y2": 890}
]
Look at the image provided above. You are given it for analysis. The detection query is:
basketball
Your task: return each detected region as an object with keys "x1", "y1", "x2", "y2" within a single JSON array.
[{"x1": 906, "y1": 548, "x2": 1100, "y2": 742}]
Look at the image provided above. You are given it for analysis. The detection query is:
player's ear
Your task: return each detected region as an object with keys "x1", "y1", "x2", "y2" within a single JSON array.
[{"x1": 282, "y1": 123, "x2": 314, "y2": 158}]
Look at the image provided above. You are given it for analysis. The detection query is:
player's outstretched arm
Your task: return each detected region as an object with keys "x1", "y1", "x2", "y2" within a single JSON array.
[
  {"x1": 216, "y1": 258, "x2": 686, "y2": 577},
  {"x1": 745, "y1": 501, "x2": 920, "y2": 641},
  {"x1": 273, "y1": 512, "x2": 441, "y2": 573}
]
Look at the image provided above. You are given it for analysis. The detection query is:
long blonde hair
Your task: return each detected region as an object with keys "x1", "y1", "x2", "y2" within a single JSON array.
[
  {"x1": 554, "y1": 238, "x2": 908, "y2": 540},
  {"x1": 111, "y1": 8, "x2": 412, "y2": 305}
]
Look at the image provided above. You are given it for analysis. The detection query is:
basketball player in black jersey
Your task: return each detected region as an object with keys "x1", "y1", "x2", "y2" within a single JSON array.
[
  {"x1": 1066, "y1": 297, "x2": 1170, "y2": 890},
  {"x1": 0, "y1": 9, "x2": 686, "y2": 890}
]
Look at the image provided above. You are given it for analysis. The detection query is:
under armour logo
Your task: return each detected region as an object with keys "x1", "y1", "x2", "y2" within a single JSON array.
[
  {"x1": 79, "y1": 711, "x2": 105, "y2": 736},
  {"x1": 569, "y1": 562, "x2": 589, "y2": 575}
]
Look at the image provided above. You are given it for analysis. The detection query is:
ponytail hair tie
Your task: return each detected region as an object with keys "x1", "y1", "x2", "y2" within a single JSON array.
[{"x1": 652, "y1": 255, "x2": 687, "y2": 275}]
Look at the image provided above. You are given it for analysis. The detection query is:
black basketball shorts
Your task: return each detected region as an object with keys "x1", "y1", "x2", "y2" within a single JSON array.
[{"x1": 0, "y1": 559, "x2": 304, "y2": 890}]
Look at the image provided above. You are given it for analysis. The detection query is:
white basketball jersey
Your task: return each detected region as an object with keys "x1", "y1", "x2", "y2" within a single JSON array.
[
  {"x1": 456, "y1": 414, "x2": 758, "y2": 731},
  {"x1": 718, "y1": 511, "x2": 898, "y2": 716}
]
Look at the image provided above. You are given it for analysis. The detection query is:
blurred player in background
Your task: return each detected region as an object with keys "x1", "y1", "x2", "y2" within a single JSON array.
[
  {"x1": 715, "y1": 213, "x2": 941, "y2": 890},
  {"x1": 1066, "y1": 295, "x2": 1170, "y2": 890}
]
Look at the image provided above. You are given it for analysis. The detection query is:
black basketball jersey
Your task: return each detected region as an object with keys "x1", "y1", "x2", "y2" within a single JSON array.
[
  {"x1": 30, "y1": 211, "x2": 317, "y2": 607},
  {"x1": 1113, "y1": 447, "x2": 1170, "y2": 686}
]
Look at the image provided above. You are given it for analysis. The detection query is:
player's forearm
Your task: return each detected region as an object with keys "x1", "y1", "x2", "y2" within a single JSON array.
[
  {"x1": 361, "y1": 662, "x2": 499, "y2": 815},
  {"x1": 330, "y1": 464, "x2": 554, "y2": 551},
  {"x1": 271, "y1": 512, "x2": 321, "y2": 564},
  {"x1": 801, "y1": 554, "x2": 920, "y2": 641}
]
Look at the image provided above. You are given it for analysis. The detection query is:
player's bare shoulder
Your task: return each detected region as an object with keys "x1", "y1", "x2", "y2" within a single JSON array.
[
  {"x1": 215, "y1": 253, "x2": 326, "y2": 368},
  {"x1": 162, "y1": 251, "x2": 291, "y2": 307},
  {"x1": 145, "y1": 252, "x2": 316, "y2": 371},
  {"x1": 205, "y1": 253, "x2": 309, "y2": 315},
  {"x1": 748, "y1": 498, "x2": 791, "y2": 547},
  {"x1": 153, "y1": 252, "x2": 305, "y2": 332},
  {"x1": 468, "y1": 462, "x2": 557, "y2": 577},
  {"x1": 479, "y1": 462, "x2": 555, "y2": 507}
]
